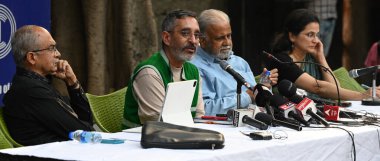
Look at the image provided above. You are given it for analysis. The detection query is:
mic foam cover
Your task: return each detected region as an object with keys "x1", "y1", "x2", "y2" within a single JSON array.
[
  {"x1": 288, "y1": 94, "x2": 304, "y2": 104},
  {"x1": 254, "y1": 112, "x2": 273, "y2": 125},
  {"x1": 255, "y1": 84, "x2": 272, "y2": 107},
  {"x1": 269, "y1": 94, "x2": 288, "y2": 107},
  {"x1": 278, "y1": 79, "x2": 297, "y2": 98}
]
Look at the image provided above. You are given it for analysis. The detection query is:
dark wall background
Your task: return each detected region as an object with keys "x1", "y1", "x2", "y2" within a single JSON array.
[
  {"x1": 225, "y1": 0, "x2": 380, "y2": 81},
  {"x1": 49, "y1": 0, "x2": 380, "y2": 92}
]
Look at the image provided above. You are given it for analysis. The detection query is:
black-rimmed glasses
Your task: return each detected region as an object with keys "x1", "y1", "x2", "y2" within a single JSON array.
[
  {"x1": 31, "y1": 45, "x2": 58, "y2": 53},
  {"x1": 168, "y1": 29, "x2": 202, "y2": 40}
]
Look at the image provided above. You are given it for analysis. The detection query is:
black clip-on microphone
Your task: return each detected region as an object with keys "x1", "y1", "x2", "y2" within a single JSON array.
[{"x1": 262, "y1": 50, "x2": 342, "y2": 106}]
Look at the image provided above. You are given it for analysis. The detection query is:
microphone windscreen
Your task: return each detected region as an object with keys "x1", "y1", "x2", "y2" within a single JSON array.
[
  {"x1": 255, "y1": 112, "x2": 273, "y2": 125},
  {"x1": 254, "y1": 112, "x2": 272, "y2": 125},
  {"x1": 269, "y1": 94, "x2": 288, "y2": 107},
  {"x1": 288, "y1": 94, "x2": 304, "y2": 104},
  {"x1": 255, "y1": 90, "x2": 272, "y2": 107},
  {"x1": 278, "y1": 79, "x2": 297, "y2": 97}
]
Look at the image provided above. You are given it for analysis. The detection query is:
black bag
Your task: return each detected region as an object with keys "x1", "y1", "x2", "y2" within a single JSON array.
[{"x1": 141, "y1": 121, "x2": 225, "y2": 149}]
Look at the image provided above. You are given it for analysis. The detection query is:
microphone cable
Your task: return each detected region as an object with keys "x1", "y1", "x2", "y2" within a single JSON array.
[{"x1": 306, "y1": 126, "x2": 356, "y2": 161}]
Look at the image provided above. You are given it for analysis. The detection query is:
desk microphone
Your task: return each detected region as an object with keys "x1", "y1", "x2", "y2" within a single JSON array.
[
  {"x1": 227, "y1": 109, "x2": 268, "y2": 130},
  {"x1": 253, "y1": 84, "x2": 275, "y2": 117},
  {"x1": 218, "y1": 59, "x2": 252, "y2": 89},
  {"x1": 262, "y1": 50, "x2": 342, "y2": 106},
  {"x1": 348, "y1": 65, "x2": 380, "y2": 78},
  {"x1": 348, "y1": 65, "x2": 380, "y2": 106},
  {"x1": 255, "y1": 112, "x2": 302, "y2": 131},
  {"x1": 269, "y1": 94, "x2": 310, "y2": 126},
  {"x1": 278, "y1": 80, "x2": 330, "y2": 127}
]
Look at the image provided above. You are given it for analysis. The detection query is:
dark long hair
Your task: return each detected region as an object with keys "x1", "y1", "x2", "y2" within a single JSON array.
[{"x1": 271, "y1": 9, "x2": 320, "y2": 53}]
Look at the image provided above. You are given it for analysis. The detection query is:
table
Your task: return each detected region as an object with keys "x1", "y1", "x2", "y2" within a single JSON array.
[{"x1": 1, "y1": 101, "x2": 380, "y2": 161}]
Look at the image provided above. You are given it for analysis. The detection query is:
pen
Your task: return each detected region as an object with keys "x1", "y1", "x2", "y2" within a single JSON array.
[
  {"x1": 361, "y1": 84, "x2": 370, "y2": 90},
  {"x1": 201, "y1": 116, "x2": 228, "y2": 121}
]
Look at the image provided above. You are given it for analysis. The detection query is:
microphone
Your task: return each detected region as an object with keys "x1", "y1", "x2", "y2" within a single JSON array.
[
  {"x1": 263, "y1": 50, "x2": 342, "y2": 106},
  {"x1": 269, "y1": 94, "x2": 310, "y2": 126},
  {"x1": 253, "y1": 84, "x2": 274, "y2": 117},
  {"x1": 348, "y1": 65, "x2": 380, "y2": 78},
  {"x1": 323, "y1": 105, "x2": 363, "y2": 121},
  {"x1": 255, "y1": 112, "x2": 302, "y2": 131},
  {"x1": 242, "y1": 115, "x2": 269, "y2": 130},
  {"x1": 278, "y1": 80, "x2": 330, "y2": 127},
  {"x1": 218, "y1": 60, "x2": 252, "y2": 89},
  {"x1": 227, "y1": 108, "x2": 268, "y2": 130},
  {"x1": 262, "y1": 51, "x2": 283, "y2": 64}
]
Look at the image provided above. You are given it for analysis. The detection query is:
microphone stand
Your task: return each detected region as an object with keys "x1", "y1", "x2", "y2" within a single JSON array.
[
  {"x1": 237, "y1": 82, "x2": 243, "y2": 109},
  {"x1": 362, "y1": 72, "x2": 380, "y2": 105}
]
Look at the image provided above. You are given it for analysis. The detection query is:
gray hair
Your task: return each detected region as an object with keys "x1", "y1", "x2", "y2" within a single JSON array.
[
  {"x1": 161, "y1": 9, "x2": 197, "y2": 48},
  {"x1": 11, "y1": 25, "x2": 42, "y2": 67},
  {"x1": 198, "y1": 9, "x2": 230, "y2": 35},
  {"x1": 161, "y1": 9, "x2": 197, "y2": 32}
]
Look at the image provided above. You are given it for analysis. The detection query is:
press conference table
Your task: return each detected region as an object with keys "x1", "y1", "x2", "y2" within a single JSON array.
[{"x1": 1, "y1": 101, "x2": 380, "y2": 161}]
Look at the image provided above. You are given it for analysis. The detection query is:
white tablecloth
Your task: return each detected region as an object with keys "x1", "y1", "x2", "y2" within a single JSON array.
[{"x1": 1, "y1": 101, "x2": 380, "y2": 161}]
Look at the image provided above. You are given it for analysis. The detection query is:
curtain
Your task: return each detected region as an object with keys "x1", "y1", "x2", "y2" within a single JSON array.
[{"x1": 51, "y1": 0, "x2": 158, "y2": 95}]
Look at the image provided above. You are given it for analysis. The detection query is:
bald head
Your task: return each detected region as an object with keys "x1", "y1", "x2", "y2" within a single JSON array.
[{"x1": 11, "y1": 25, "x2": 48, "y2": 67}]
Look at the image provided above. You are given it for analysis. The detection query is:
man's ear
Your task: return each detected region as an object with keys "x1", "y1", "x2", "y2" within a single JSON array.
[
  {"x1": 199, "y1": 37, "x2": 207, "y2": 48},
  {"x1": 25, "y1": 52, "x2": 37, "y2": 65},
  {"x1": 162, "y1": 31, "x2": 171, "y2": 46}
]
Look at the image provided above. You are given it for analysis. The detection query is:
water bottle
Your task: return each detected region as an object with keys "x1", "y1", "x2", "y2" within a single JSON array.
[
  {"x1": 69, "y1": 130, "x2": 102, "y2": 143},
  {"x1": 259, "y1": 70, "x2": 271, "y2": 84}
]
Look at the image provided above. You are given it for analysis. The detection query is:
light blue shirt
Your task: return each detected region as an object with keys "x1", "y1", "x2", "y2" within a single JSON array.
[{"x1": 191, "y1": 47, "x2": 257, "y2": 116}]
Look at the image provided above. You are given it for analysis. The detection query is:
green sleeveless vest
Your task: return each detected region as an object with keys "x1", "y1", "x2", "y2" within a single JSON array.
[{"x1": 122, "y1": 52, "x2": 199, "y2": 129}]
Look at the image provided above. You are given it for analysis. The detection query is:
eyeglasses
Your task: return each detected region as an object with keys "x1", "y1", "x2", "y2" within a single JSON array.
[
  {"x1": 304, "y1": 32, "x2": 319, "y2": 40},
  {"x1": 31, "y1": 45, "x2": 58, "y2": 53},
  {"x1": 169, "y1": 29, "x2": 202, "y2": 40}
]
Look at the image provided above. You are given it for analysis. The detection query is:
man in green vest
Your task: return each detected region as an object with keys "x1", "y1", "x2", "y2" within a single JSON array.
[{"x1": 122, "y1": 9, "x2": 205, "y2": 129}]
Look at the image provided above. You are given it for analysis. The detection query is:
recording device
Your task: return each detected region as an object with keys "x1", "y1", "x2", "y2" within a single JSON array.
[
  {"x1": 262, "y1": 51, "x2": 342, "y2": 106},
  {"x1": 278, "y1": 80, "x2": 330, "y2": 127},
  {"x1": 254, "y1": 112, "x2": 302, "y2": 131},
  {"x1": 269, "y1": 94, "x2": 310, "y2": 126},
  {"x1": 227, "y1": 108, "x2": 268, "y2": 130},
  {"x1": 348, "y1": 65, "x2": 380, "y2": 78},
  {"x1": 218, "y1": 59, "x2": 252, "y2": 89}
]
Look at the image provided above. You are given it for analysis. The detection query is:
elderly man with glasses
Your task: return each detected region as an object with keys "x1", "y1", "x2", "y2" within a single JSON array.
[{"x1": 3, "y1": 25, "x2": 94, "y2": 145}]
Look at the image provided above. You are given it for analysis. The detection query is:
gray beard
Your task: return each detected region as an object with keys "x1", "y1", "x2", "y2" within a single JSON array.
[{"x1": 216, "y1": 50, "x2": 232, "y2": 60}]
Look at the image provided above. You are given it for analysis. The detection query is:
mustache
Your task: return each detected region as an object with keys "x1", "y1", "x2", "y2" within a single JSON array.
[
  {"x1": 183, "y1": 44, "x2": 196, "y2": 50},
  {"x1": 220, "y1": 46, "x2": 231, "y2": 50}
]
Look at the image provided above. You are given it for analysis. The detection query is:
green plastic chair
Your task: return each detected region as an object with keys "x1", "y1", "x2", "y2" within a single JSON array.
[
  {"x1": 0, "y1": 124, "x2": 13, "y2": 149},
  {"x1": 0, "y1": 108, "x2": 23, "y2": 147},
  {"x1": 86, "y1": 87, "x2": 127, "y2": 133},
  {"x1": 333, "y1": 67, "x2": 366, "y2": 92}
]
